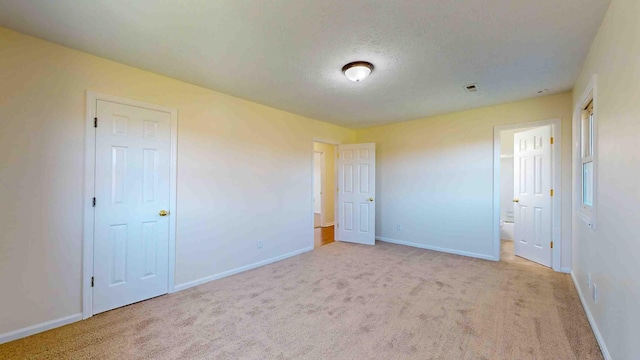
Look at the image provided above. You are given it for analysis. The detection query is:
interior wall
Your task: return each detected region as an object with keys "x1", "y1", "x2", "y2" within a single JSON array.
[
  {"x1": 0, "y1": 27, "x2": 355, "y2": 336},
  {"x1": 571, "y1": 0, "x2": 640, "y2": 358},
  {"x1": 499, "y1": 156, "x2": 514, "y2": 222},
  {"x1": 499, "y1": 129, "x2": 516, "y2": 223},
  {"x1": 355, "y1": 93, "x2": 573, "y2": 264},
  {"x1": 313, "y1": 142, "x2": 336, "y2": 225}
]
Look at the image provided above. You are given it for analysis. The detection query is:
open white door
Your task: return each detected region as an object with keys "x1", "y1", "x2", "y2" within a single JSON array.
[
  {"x1": 336, "y1": 143, "x2": 376, "y2": 245},
  {"x1": 513, "y1": 126, "x2": 552, "y2": 267}
]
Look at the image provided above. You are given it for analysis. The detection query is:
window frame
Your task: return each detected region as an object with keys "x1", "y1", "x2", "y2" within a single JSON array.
[
  {"x1": 574, "y1": 75, "x2": 597, "y2": 229},
  {"x1": 581, "y1": 101, "x2": 594, "y2": 211}
]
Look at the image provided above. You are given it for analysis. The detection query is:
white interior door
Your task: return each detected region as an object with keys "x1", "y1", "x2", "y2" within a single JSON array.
[
  {"x1": 93, "y1": 100, "x2": 172, "y2": 314},
  {"x1": 337, "y1": 143, "x2": 376, "y2": 245},
  {"x1": 513, "y1": 126, "x2": 552, "y2": 267}
]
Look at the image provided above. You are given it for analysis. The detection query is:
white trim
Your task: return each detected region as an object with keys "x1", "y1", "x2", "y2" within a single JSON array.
[
  {"x1": 311, "y1": 138, "x2": 341, "y2": 146},
  {"x1": 324, "y1": 222, "x2": 335, "y2": 227},
  {"x1": 82, "y1": 93, "x2": 97, "y2": 320},
  {"x1": 0, "y1": 244, "x2": 313, "y2": 344},
  {"x1": 83, "y1": 91, "x2": 179, "y2": 319},
  {"x1": 336, "y1": 144, "x2": 342, "y2": 242},
  {"x1": 0, "y1": 313, "x2": 82, "y2": 345},
  {"x1": 320, "y1": 150, "x2": 326, "y2": 226},
  {"x1": 312, "y1": 139, "x2": 340, "y2": 242},
  {"x1": 573, "y1": 75, "x2": 598, "y2": 230},
  {"x1": 174, "y1": 246, "x2": 314, "y2": 292},
  {"x1": 493, "y1": 118, "x2": 563, "y2": 271},
  {"x1": 559, "y1": 267, "x2": 571, "y2": 274},
  {"x1": 570, "y1": 272, "x2": 611, "y2": 360},
  {"x1": 376, "y1": 237, "x2": 495, "y2": 261},
  {"x1": 313, "y1": 150, "x2": 327, "y2": 227}
]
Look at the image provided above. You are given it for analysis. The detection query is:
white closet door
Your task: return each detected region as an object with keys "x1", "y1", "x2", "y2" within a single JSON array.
[
  {"x1": 336, "y1": 143, "x2": 376, "y2": 245},
  {"x1": 93, "y1": 100, "x2": 171, "y2": 314}
]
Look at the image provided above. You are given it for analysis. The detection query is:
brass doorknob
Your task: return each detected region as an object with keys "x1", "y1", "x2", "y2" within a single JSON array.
[
  {"x1": 512, "y1": 199, "x2": 519, "y2": 203},
  {"x1": 159, "y1": 210, "x2": 169, "y2": 216},
  {"x1": 368, "y1": 198, "x2": 374, "y2": 202}
]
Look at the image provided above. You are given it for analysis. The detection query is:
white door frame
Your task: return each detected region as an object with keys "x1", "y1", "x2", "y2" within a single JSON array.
[
  {"x1": 492, "y1": 118, "x2": 562, "y2": 271},
  {"x1": 311, "y1": 139, "x2": 340, "y2": 246},
  {"x1": 313, "y1": 150, "x2": 326, "y2": 226},
  {"x1": 82, "y1": 91, "x2": 178, "y2": 319}
]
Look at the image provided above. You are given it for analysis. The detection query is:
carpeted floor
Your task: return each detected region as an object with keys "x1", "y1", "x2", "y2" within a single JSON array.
[{"x1": 0, "y1": 241, "x2": 602, "y2": 360}]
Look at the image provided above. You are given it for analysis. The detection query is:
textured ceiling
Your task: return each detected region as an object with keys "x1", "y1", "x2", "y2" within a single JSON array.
[{"x1": 0, "y1": 0, "x2": 610, "y2": 128}]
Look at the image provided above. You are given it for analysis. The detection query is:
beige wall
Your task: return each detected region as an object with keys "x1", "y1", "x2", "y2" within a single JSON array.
[
  {"x1": 313, "y1": 142, "x2": 336, "y2": 225},
  {"x1": 5, "y1": 4, "x2": 637, "y2": 353},
  {"x1": 356, "y1": 93, "x2": 573, "y2": 265},
  {"x1": 0, "y1": 27, "x2": 355, "y2": 335},
  {"x1": 571, "y1": 0, "x2": 640, "y2": 357}
]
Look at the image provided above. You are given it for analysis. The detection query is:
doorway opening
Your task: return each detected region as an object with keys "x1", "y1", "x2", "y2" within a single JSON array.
[
  {"x1": 493, "y1": 119, "x2": 562, "y2": 270},
  {"x1": 313, "y1": 151, "x2": 323, "y2": 228},
  {"x1": 313, "y1": 142, "x2": 336, "y2": 248}
]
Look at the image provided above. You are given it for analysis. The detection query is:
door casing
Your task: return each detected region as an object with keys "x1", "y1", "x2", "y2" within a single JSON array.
[
  {"x1": 493, "y1": 118, "x2": 563, "y2": 271},
  {"x1": 82, "y1": 91, "x2": 178, "y2": 319},
  {"x1": 311, "y1": 139, "x2": 340, "y2": 247},
  {"x1": 313, "y1": 151, "x2": 325, "y2": 225}
]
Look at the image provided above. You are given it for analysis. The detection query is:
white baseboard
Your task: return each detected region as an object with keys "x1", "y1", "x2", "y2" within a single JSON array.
[
  {"x1": 559, "y1": 267, "x2": 572, "y2": 274},
  {"x1": 376, "y1": 236, "x2": 494, "y2": 261},
  {"x1": 0, "y1": 247, "x2": 314, "y2": 345},
  {"x1": 323, "y1": 222, "x2": 334, "y2": 227},
  {"x1": 570, "y1": 272, "x2": 611, "y2": 360},
  {"x1": 0, "y1": 313, "x2": 82, "y2": 345},
  {"x1": 173, "y1": 246, "x2": 314, "y2": 292}
]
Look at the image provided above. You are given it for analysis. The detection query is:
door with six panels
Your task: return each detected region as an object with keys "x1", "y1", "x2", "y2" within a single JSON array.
[
  {"x1": 336, "y1": 143, "x2": 376, "y2": 245},
  {"x1": 513, "y1": 126, "x2": 552, "y2": 267},
  {"x1": 93, "y1": 100, "x2": 172, "y2": 314}
]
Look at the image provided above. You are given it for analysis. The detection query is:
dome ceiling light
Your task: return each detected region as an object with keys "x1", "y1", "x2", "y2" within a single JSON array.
[{"x1": 342, "y1": 61, "x2": 374, "y2": 82}]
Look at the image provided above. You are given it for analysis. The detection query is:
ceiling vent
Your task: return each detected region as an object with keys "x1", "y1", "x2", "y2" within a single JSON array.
[{"x1": 464, "y1": 83, "x2": 478, "y2": 93}]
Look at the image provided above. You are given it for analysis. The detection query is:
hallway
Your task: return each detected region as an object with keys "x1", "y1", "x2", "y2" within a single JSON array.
[{"x1": 314, "y1": 226, "x2": 334, "y2": 248}]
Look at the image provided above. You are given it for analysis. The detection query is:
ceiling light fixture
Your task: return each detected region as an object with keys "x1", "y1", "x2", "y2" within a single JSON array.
[{"x1": 342, "y1": 61, "x2": 374, "y2": 82}]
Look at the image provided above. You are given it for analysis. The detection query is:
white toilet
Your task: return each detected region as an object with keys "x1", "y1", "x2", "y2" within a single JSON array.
[{"x1": 500, "y1": 220, "x2": 514, "y2": 240}]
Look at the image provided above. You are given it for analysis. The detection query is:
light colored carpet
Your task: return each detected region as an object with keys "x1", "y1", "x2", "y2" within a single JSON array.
[
  {"x1": 0, "y1": 241, "x2": 602, "y2": 359},
  {"x1": 500, "y1": 239, "x2": 536, "y2": 266}
]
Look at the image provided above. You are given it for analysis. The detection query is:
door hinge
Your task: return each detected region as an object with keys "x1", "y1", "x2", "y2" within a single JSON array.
[
  {"x1": 337, "y1": 188, "x2": 339, "y2": 192},
  {"x1": 550, "y1": 137, "x2": 554, "y2": 144},
  {"x1": 550, "y1": 189, "x2": 554, "y2": 197},
  {"x1": 94, "y1": 117, "x2": 98, "y2": 128},
  {"x1": 550, "y1": 241, "x2": 554, "y2": 249},
  {"x1": 337, "y1": 223, "x2": 339, "y2": 228},
  {"x1": 92, "y1": 197, "x2": 96, "y2": 207},
  {"x1": 91, "y1": 276, "x2": 94, "y2": 287}
]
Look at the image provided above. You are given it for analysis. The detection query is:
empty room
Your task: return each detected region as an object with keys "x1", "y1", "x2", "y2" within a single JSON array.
[{"x1": 0, "y1": 0, "x2": 637, "y2": 359}]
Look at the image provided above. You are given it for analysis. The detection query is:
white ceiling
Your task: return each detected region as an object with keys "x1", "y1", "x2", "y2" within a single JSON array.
[{"x1": 0, "y1": 0, "x2": 610, "y2": 128}]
